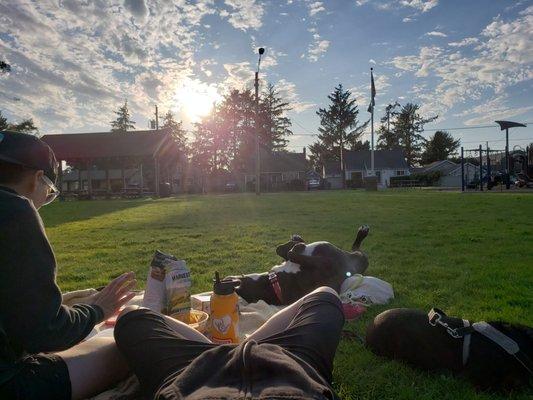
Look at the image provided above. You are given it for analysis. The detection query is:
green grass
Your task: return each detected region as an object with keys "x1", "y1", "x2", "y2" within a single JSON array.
[{"x1": 41, "y1": 190, "x2": 533, "y2": 399}]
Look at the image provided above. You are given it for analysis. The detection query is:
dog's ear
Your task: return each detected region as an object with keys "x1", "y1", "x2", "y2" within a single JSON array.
[{"x1": 276, "y1": 236, "x2": 305, "y2": 260}]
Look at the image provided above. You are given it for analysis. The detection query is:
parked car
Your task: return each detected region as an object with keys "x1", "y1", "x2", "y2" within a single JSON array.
[
  {"x1": 307, "y1": 179, "x2": 321, "y2": 190},
  {"x1": 224, "y1": 182, "x2": 238, "y2": 192}
]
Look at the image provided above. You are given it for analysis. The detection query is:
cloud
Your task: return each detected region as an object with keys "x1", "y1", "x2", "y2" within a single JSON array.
[
  {"x1": 388, "y1": 6, "x2": 533, "y2": 121},
  {"x1": 369, "y1": 59, "x2": 377, "y2": 64},
  {"x1": 308, "y1": 1, "x2": 325, "y2": 17},
  {"x1": 357, "y1": 0, "x2": 438, "y2": 13},
  {"x1": 276, "y1": 79, "x2": 315, "y2": 113},
  {"x1": 222, "y1": 62, "x2": 255, "y2": 90},
  {"x1": 400, "y1": 0, "x2": 438, "y2": 13},
  {"x1": 221, "y1": 0, "x2": 264, "y2": 31},
  {"x1": 305, "y1": 33, "x2": 330, "y2": 62},
  {"x1": 425, "y1": 31, "x2": 447, "y2": 37},
  {"x1": 0, "y1": 0, "x2": 217, "y2": 132},
  {"x1": 457, "y1": 95, "x2": 533, "y2": 125},
  {"x1": 448, "y1": 37, "x2": 479, "y2": 47},
  {"x1": 403, "y1": 17, "x2": 413, "y2": 22},
  {"x1": 124, "y1": 0, "x2": 148, "y2": 19}
]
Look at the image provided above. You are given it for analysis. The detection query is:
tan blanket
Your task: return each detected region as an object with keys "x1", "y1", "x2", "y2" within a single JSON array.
[{"x1": 62, "y1": 290, "x2": 283, "y2": 400}]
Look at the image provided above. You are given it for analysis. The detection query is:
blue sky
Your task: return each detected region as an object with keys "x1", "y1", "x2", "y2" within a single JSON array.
[{"x1": 0, "y1": 0, "x2": 532, "y2": 151}]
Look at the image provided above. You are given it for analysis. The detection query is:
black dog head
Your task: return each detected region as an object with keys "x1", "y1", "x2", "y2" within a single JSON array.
[{"x1": 275, "y1": 225, "x2": 369, "y2": 293}]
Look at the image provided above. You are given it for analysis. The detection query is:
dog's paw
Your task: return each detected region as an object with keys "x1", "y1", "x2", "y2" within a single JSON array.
[{"x1": 291, "y1": 234, "x2": 304, "y2": 242}]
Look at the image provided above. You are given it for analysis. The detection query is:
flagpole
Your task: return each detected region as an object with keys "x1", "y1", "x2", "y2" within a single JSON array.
[{"x1": 370, "y1": 67, "x2": 375, "y2": 175}]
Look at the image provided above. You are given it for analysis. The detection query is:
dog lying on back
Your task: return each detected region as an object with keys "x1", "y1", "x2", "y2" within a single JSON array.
[
  {"x1": 226, "y1": 225, "x2": 369, "y2": 305},
  {"x1": 366, "y1": 308, "x2": 533, "y2": 391}
]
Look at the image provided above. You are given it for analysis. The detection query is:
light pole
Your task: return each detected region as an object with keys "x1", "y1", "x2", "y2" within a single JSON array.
[
  {"x1": 495, "y1": 120, "x2": 526, "y2": 189},
  {"x1": 255, "y1": 47, "x2": 265, "y2": 195}
]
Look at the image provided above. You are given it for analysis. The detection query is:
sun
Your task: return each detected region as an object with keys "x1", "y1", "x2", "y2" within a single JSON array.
[{"x1": 173, "y1": 79, "x2": 221, "y2": 122}]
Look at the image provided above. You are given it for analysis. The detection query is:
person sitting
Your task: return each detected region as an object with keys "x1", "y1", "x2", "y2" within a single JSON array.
[
  {"x1": 115, "y1": 286, "x2": 345, "y2": 400},
  {"x1": 0, "y1": 131, "x2": 137, "y2": 400}
]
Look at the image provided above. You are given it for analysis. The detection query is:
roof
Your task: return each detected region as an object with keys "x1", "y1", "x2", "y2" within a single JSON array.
[
  {"x1": 62, "y1": 168, "x2": 138, "y2": 181},
  {"x1": 422, "y1": 160, "x2": 458, "y2": 174},
  {"x1": 245, "y1": 149, "x2": 308, "y2": 173},
  {"x1": 323, "y1": 149, "x2": 410, "y2": 175},
  {"x1": 41, "y1": 129, "x2": 176, "y2": 160}
]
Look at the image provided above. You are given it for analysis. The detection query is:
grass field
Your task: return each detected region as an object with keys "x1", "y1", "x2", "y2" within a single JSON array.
[{"x1": 41, "y1": 190, "x2": 533, "y2": 400}]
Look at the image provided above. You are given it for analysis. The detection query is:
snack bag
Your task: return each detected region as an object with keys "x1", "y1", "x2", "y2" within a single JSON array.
[
  {"x1": 165, "y1": 259, "x2": 192, "y2": 315},
  {"x1": 142, "y1": 250, "x2": 175, "y2": 312}
]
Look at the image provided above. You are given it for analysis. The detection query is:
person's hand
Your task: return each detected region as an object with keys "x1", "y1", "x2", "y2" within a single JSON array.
[{"x1": 90, "y1": 272, "x2": 137, "y2": 320}]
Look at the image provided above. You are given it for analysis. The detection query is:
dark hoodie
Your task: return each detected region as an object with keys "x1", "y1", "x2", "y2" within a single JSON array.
[{"x1": 0, "y1": 186, "x2": 103, "y2": 384}]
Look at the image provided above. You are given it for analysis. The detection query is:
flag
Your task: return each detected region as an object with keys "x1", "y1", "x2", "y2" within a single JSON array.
[{"x1": 367, "y1": 69, "x2": 376, "y2": 113}]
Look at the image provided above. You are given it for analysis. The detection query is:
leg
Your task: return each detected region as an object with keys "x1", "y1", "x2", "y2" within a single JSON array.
[
  {"x1": 114, "y1": 308, "x2": 216, "y2": 398},
  {"x1": 120, "y1": 305, "x2": 211, "y2": 343},
  {"x1": 57, "y1": 337, "x2": 130, "y2": 400},
  {"x1": 248, "y1": 286, "x2": 339, "y2": 341},
  {"x1": 250, "y1": 286, "x2": 345, "y2": 383}
]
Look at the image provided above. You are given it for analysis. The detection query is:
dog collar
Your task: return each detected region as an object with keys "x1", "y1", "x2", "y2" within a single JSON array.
[{"x1": 268, "y1": 272, "x2": 284, "y2": 304}]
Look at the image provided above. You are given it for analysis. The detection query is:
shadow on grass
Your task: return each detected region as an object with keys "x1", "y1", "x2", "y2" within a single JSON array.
[{"x1": 41, "y1": 198, "x2": 156, "y2": 227}]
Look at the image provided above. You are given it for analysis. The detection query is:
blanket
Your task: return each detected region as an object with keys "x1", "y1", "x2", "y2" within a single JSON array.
[{"x1": 62, "y1": 290, "x2": 283, "y2": 400}]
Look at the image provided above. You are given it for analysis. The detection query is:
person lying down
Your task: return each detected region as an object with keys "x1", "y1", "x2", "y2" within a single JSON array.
[{"x1": 114, "y1": 286, "x2": 345, "y2": 400}]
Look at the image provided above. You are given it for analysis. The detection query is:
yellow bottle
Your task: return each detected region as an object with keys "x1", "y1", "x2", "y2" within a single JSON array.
[{"x1": 210, "y1": 271, "x2": 240, "y2": 344}]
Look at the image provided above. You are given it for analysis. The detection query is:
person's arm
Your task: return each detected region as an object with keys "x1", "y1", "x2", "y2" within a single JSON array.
[{"x1": 0, "y1": 201, "x2": 103, "y2": 353}]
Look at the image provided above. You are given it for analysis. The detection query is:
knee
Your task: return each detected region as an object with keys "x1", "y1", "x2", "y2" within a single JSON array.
[
  {"x1": 117, "y1": 305, "x2": 142, "y2": 320},
  {"x1": 311, "y1": 286, "x2": 339, "y2": 298}
]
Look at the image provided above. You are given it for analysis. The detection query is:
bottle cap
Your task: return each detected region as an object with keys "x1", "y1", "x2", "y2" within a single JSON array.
[{"x1": 213, "y1": 271, "x2": 240, "y2": 295}]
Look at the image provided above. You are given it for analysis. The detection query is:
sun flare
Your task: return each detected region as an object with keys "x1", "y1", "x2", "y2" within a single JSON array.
[{"x1": 173, "y1": 79, "x2": 221, "y2": 122}]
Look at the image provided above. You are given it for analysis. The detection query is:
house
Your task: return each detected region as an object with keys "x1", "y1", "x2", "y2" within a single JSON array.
[
  {"x1": 42, "y1": 129, "x2": 183, "y2": 197},
  {"x1": 243, "y1": 148, "x2": 309, "y2": 191},
  {"x1": 322, "y1": 149, "x2": 411, "y2": 189},
  {"x1": 438, "y1": 162, "x2": 479, "y2": 187},
  {"x1": 419, "y1": 160, "x2": 480, "y2": 187}
]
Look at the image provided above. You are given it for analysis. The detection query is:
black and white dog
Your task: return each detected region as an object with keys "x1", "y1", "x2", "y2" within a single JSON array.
[
  {"x1": 226, "y1": 225, "x2": 369, "y2": 305},
  {"x1": 366, "y1": 308, "x2": 533, "y2": 391}
]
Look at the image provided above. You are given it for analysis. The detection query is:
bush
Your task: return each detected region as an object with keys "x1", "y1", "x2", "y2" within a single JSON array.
[{"x1": 390, "y1": 171, "x2": 443, "y2": 187}]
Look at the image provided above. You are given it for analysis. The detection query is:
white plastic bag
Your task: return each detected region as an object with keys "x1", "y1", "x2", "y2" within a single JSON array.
[{"x1": 340, "y1": 275, "x2": 394, "y2": 306}]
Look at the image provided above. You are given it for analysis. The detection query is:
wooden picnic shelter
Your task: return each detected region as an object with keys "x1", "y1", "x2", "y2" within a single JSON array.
[{"x1": 42, "y1": 129, "x2": 182, "y2": 198}]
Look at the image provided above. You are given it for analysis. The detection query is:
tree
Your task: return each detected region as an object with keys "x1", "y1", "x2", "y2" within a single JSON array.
[
  {"x1": 0, "y1": 61, "x2": 11, "y2": 75},
  {"x1": 390, "y1": 103, "x2": 437, "y2": 166},
  {"x1": 377, "y1": 102, "x2": 400, "y2": 150},
  {"x1": 0, "y1": 110, "x2": 38, "y2": 134},
  {"x1": 161, "y1": 111, "x2": 187, "y2": 151},
  {"x1": 259, "y1": 84, "x2": 293, "y2": 151},
  {"x1": 421, "y1": 130, "x2": 460, "y2": 164},
  {"x1": 110, "y1": 100, "x2": 136, "y2": 132},
  {"x1": 310, "y1": 84, "x2": 368, "y2": 186}
]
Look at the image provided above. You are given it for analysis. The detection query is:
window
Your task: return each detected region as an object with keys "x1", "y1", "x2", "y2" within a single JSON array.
[{"x1": 396, "y1": 170, "x2": 405, "y2": 176}]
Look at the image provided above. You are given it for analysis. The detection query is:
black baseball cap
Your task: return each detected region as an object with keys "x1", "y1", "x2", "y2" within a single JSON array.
[{"x1": 0, "y1": 131, "x2": 58, "y2": 183}]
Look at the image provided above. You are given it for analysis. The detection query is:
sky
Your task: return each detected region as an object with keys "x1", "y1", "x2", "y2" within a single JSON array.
[{"x1": 0, "y1": 0, "x2": 532, "y2": 152}]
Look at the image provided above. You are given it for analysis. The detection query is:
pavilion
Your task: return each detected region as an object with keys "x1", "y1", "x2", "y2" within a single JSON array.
[{"x1": 42, "y1": 129, "x2": 183, "y2": 198}]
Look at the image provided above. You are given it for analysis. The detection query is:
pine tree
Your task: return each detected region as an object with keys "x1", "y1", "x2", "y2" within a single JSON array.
[
  {"x1": 393, "y1": 103, "x2": 437, "y2": 166},
  {"x1": 259, "y1": 84, "x2": 293, "y2": 151},
  {"x1": 377, "y1": 102, "x2": 400, "y2": 150},
  {"x1": 161, "y1": 111, "x2": 187, "y2": 151},
  {"x1": 310, "y1": 84, "x2": 368, "y2": 186},
  {"x1": 421, "y1": 130, "x2": 460, "y2": 164},
  {"x1": 0, "y1": 111, "x2": 8, "y2": 130},
  {"x1": 110, "y1": 100, "x2": 136, "y2": 132}
]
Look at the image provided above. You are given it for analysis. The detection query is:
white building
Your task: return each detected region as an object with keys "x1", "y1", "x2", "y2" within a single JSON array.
[{"x1": 322, "y1": 149, "x2": 411, "y2": 189}]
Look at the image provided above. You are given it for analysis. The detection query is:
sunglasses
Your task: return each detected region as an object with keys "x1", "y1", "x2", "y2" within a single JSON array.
[{"x1": 41, "y1": 175, "x2": 60, "y2": 205}]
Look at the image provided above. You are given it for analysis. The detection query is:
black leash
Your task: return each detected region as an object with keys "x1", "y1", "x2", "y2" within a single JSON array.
[{"x1": 428, "y1": 308, "x2": 533, "y2": 376}]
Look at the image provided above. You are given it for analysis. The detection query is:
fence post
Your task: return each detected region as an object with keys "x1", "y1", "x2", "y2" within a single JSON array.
[
  {"x1": 479, "y1": 144, "x2": 483, "y2": 191},
  {"x1": 461, "y1": 147, "x2": 465, "y2": 192},
  {"x1": 486, "y1": 145, "x2": 491, "y2": 190}
]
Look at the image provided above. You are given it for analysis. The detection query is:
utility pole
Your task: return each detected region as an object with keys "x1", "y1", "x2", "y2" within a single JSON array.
[
  {"x1": 155, "y1": 105, "x2": 159, "y2": 131},
  {"x1": 255, "y1": 47, "x2": 265, "y2": 195}
]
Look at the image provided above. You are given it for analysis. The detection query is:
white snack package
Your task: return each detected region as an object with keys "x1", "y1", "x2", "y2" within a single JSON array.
[{"x1": 165, "y1": 259, "x2": 192, "y2": 315}]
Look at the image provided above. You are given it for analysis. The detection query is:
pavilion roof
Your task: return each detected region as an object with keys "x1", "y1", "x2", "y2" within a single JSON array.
[{"x1": 42, "y1": 129, "x2": 175, "y2": 160}]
